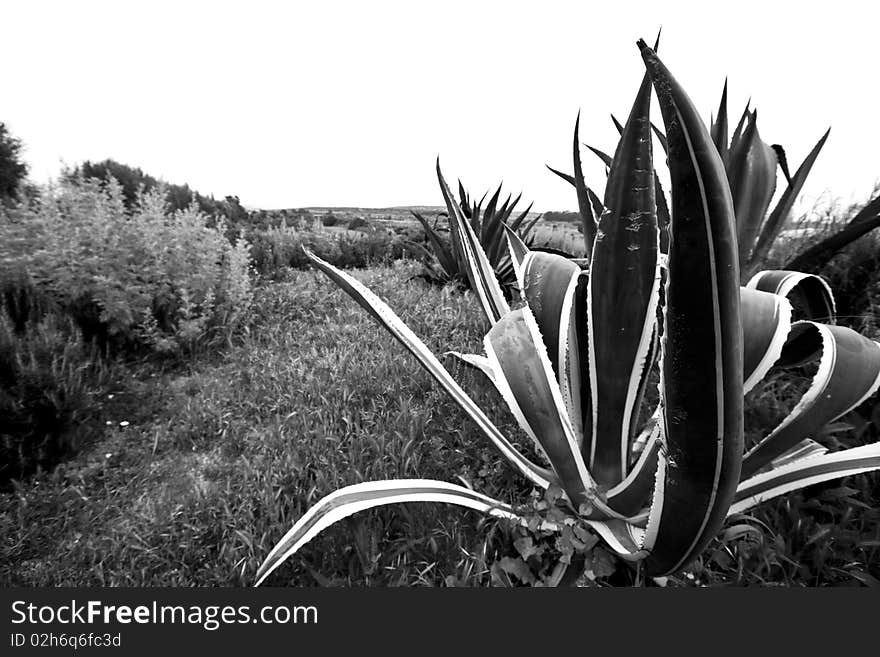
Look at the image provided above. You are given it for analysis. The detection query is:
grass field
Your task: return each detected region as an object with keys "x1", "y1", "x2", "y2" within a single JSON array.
[
  {"x1": 3, "y1": 257, "x2": 878, "y2": 587},
  {"x1": 1, "y1": 263, "x2": 531, "y2": 586}
]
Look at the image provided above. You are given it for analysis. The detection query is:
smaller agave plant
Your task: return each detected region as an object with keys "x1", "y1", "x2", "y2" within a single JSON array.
[
  {"x1": 412, "y1": 180, "x2": 539, "y2": 296},
  {"x1": 255, "y1": 41, "x2": 880, "y2": 586}
]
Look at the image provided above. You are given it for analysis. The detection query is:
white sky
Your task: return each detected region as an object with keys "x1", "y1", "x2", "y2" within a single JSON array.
[{"x1": 3, "y1": 0, "x2": 878, "y2": 212}]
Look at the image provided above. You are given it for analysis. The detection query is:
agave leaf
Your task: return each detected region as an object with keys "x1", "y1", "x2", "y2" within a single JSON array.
[
  {"x1": 572, "y1": 113, "x2": 598, "y2": 254},
  {"x1": 587, "y1": 67, "x2": 661, "y2": 488},
  {"x1": 520, "y1": 252, "x2": 582, "y2": 376},
  {"x1": 503, "y1": 225, "x2": 530, "y2": 295},
  {"x1": 746, "y1": 270, "x2": 836, "y2": 323},
  {"x1": 437, "y1": 161, "x2": 510, "y2": 324},
  {"x1": 731, "y1": 443, "x2": 880, "y2": 515},
  {"x1": 480, "y1": 184, "x2": 503, "y2": 244},
  {"x1": 458, "y1": 180, "x2": 470, "y2": 214},
  {"x1": 611, "y1": 114, "x2": 625, "y2": 135},
  {"x1": 639, "y1": 40, "x2": 744, "y2": 577},
  {"x1": 507, "y1": 201, "x2": 534, "y2": 232},
  {"x1": 485, "y1": 306, "x2": 596, "y2": 507},
  {"x1": 255, "y1": 479, "x2": 523, "y2": 585},
  {"x1": 545, "y1": 165, "x2": 605, "y2": 228},
  {"x1": 546, "y1": 165, "x2": 576, "y2": 187},
  {"x1": 772, "y1": 145, "x2": 792, "y2": 184},
  {"x1": 503, "y1": 224, "x2": 530, "y2": 267},
  {"x1": 487, "y1": 194, "x2": 519, "y2": 265},
  {"x1": 586, "y1": 188, "x2": 605, "y2": 223},
  {"x1": 586, "y1": 144, "x2": 614, "y2": 169},
  {"x1": 729, "y1": 100, "x2": 751, "y2": 153},
  {"x1": 516, "y1": 253, "x2": 588, "y2": 450},
  {"x1": 727, "y1": 111, "x2": 778, "y2": 267},
  {"x1": 746, "y1": 129, "x2": 831, "y2": 277},
  {"x1": 710, "y1": 79, "x2": 729, "y2": 168},
  {"x1": 741, "y1": 287, "x2": 793, "y2": 393},
  {"x1": 411, "y1": 210, "x2": 458, "y2": 277},
  {"x1": 606, "y1": 429, "x2": 662, "y2": 517},
  {"x1": 304, "y1": 248, "x2": 555, "y2": 490},
  {"x1": 768, "y1": 438, "x2": 828, "y2": 469},
  {"x1": 650, "y1": 122, "x2": 668, "y2": 155},
  {"x1": 444, "y1": 351, "x2": 496, "y2": 382},
  {"x1": 741, "y1": 322, "x2": 880, "y2": 478},
  {"x1": 655, "y1": 176, "x2": 671, "y2": 254}
]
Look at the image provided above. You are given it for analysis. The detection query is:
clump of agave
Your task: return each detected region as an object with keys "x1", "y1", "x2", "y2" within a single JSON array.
[
  {"x1": 255, "y1": 41, "x2": 880, "y2": 585},
  {"x1": 707, "y1": 83, "x2": 829, "y2": 280},
  {"x1": 552, "y1": 62, "x2": 880, "y2": 282},
  {"x1": 412, "y1": 180, "x2": 539, "y2": 296}
]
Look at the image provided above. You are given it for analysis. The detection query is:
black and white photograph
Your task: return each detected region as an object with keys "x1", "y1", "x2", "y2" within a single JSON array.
[{"x1": 2, "y1": 0, "x2": 880, "y2": 611}]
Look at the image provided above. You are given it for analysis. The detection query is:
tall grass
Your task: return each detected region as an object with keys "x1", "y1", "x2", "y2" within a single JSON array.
[{"x1": 0, "y1": 264, "x2": 528, "y2": 585}]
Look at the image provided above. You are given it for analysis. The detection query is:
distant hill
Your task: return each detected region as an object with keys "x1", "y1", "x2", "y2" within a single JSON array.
[
  {"x1": 302, "y1": 205, "x2": 445, "y2": 216},
  {"x1": 293, "y1": 205, "x2": 546, "y2": 225},
  {"x1": 542, "y1": 211, "x2": 581, "y2": 223}
]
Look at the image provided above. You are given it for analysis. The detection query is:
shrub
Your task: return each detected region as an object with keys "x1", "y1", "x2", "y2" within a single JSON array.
[
  {"x1": 1, "y1": 177, "x2": 254, "y2": 354},
  {"x1": 67, "y1": 159, "x2": 252, "y2": 231},
  {"x1": 0, "y1": 312, "x2": 111, "y2": 483}
]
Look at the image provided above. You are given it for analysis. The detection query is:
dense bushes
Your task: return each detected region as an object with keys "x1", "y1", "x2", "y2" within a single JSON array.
[
  {"x1": 66, "y1": 159, "x2": 251, "y2": 231},
  {"x1": 1, "y1": 177, "x2": 254, "y2": 353}
]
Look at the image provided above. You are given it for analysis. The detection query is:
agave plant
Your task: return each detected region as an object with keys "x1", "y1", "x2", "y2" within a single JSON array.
[
  {"x1": 557, "y1": 71, "x2": 880, "y2": 282},
  {"x1": 707, "y1": 84, "x2": 831, "y2": 281},
  {"x1": 412, "y1": 181, "x2": 539, "y2": 295},
  {"x1": 255, "y1": 41, "x2": 880, "y2": 586}
]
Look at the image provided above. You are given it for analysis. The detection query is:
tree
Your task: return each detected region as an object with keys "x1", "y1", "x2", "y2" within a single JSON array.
[
  {"x1": 0, "y1": 122, "x2": 28, "y2": 201},
  {"x1": 67, "y1": 159, "x2": 250, "y2": 227}
]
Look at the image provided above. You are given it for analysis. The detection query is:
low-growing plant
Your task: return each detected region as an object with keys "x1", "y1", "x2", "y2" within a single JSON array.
[
  {"x1": 255, "y1": 42, "x2": 880, "y2": 585},
  {"x1": 412, "y1": 181, "x2": 538, "y2": 295}
]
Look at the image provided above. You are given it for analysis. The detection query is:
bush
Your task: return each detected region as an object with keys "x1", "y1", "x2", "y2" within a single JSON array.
[
  {"x1": 68, "y1": 159, "x2": 252, "y2": 231},
  {"x1": 0, "y1": 177, "x2": 254, "y2": 354},
  {"x1": 0, "y1": 312, "x2": 111, "y2": 483}
]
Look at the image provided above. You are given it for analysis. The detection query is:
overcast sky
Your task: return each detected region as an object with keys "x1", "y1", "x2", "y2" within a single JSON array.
[{"x1": 3, "y1": 1, "x2": 878, "y2": 213}]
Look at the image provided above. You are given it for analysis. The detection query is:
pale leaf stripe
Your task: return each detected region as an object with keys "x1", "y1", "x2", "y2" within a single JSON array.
[
  {"x1": 731, "y1": 443, "x2": 880, "y2": 515},
  {"x1": 256, "y1": 480, "x2": 521, "y2": 586}
]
